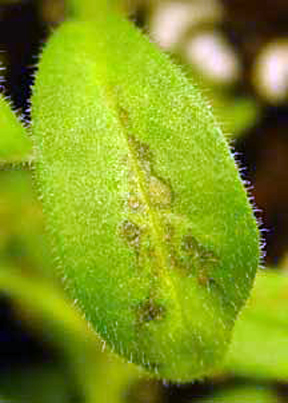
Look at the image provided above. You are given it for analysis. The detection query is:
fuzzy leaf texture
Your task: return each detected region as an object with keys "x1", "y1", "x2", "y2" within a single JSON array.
[{"x1": 32, "y1": 14, "x2": 259, "y2": 382}]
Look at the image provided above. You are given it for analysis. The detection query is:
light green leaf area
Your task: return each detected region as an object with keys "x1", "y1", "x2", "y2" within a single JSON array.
[
  {"x1": 0, "y1": 95, "x2": 32, "y2": 162},
  {"x1": 225, "y1": 270, "x2": 288, "y2": 380},
  {"x1": 32, "y1": 16, "x2": 259, "y2": 381},
  {"x1": 201, "y1": 385, "x2": 278, "y2": 403}
]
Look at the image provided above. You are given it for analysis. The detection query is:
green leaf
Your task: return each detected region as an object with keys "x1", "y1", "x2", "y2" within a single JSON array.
[
  {"x1": 66, "y1": 0, "x2": 124, "y2": 19},
  {"x1": 225, "y1": 270, "x2": 288, "y2": 380},
  {"x1": 211, "y1": 94, "x2": 260, "y2": 138},
  {"x1": 31, "y1": 15, "x2": 259, "y2": 381},
  {"x1": 0, "y1": 95, "x2": 32, "y2": 162},
  {"x1": 201, "y1": 385, "x2": 279, "y2": 403}
]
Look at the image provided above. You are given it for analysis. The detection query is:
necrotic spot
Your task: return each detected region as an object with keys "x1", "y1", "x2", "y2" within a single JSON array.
[
  {"x1": 129, "y1": 136, "x2": 152, "y2": 164},
  {"x1": 137, "y1": 298, "x2": 166, "y2": 324},
  {"x1": 149, "y1": 176, "x2": 172, "y2": 208},
  {"x1": 127, "y1": 192, "x2": 142, "y2": 211},
  {"x1": 180, "y1": 233, "x2": 219, "y2": 283},
  {"x1": 181, "y1": 234, "x2": 202, "y2": 256},
  {"x1": 119, "y1": 219, "x2": 141, "y2": 247}
]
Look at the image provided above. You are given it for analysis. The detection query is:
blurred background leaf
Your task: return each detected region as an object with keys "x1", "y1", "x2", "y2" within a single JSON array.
[
  {"x1": 0, "y1": 95, "x2": 32, "y2": 162},
  {"x1": 0, "y1": 268, "x2": 147, "y2": 402},
  {"x1": 200, "y1": 385, "x2": 279, "y2": 403},
  {"x1": 225, "y1": 270, "x2": 288, "y2": 381}
]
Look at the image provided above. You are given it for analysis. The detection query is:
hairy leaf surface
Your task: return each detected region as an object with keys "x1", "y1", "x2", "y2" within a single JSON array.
[{"x1": 32, "y1": 16, "x2": 259, "y2": 381}]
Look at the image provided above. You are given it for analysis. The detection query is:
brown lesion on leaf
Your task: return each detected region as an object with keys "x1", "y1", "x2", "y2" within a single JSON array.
[
  {"x1": 196, "y1": 268, "x2": 217, "y2": 287},
  {"x1": 182, "y1": 234, "x2": 202, "y2": 257},
  {"x1": 120, "y1": 132, "x2": 174, "y2": 269},
  {"x1": 127, "y1": 192, "x2": 142, "y2": 211},
  {"x1": 117, "y1": 104, "x2": 130, "y2": 128},
  {"x1": 128, "y1": 135, "x2": 173, "y2": 210},
  {"x1": 128, "y1": 135, "x2": 152, "y2": 168},
  {"x1": 181, "y1": 233, "x2": 219, "y2": 286},
  {"x1": 118, "y1": 108, "x2": 219, "y2": 285},
  {"x1": 128, "y1": 135, "x2": 152, "y2": 177},
  {"x1": 182, "y1": 234, "x2": 217, "y2": 262},
  {"x1": 117, "y1": 102, "x2": 173, "y2": 212},
  {"x1": 136, "y1": 297, "x2": 166, "y2": 324},
  {"x1": 119, "y1": 219, "x2": 142, "y2": 248},
  {"x1": 149, "y1": 176, "x2": 172, "y2": 208}
]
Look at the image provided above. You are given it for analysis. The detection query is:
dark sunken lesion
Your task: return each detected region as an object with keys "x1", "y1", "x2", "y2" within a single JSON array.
[
  {"x1": 136, "y1": 297, "x2": 166, "y2": 324},
  {"x1": 181, "y1": 233, "x2": 219, "y2": 285},
  {"x1": 128, "y1": 135, "x2": 153, "y2": 169},
  {"x1": 117, "y1": 104, "x2": 130, "y2": 127},
  {"x1": 181, "y1": 234, "x2": 202, "y2": 256},
  {"x1": 182, "y1": 234, "x2": 217, "y2": 263},
  {"x1": 119, "y1": 107, "x2": 219, "y2": 287},
  {"x1": 148, "y1": 175, "x2": 172, "y2": 208},
  {"x1": 127, "y1": 192, "x2": 142, "y2": 211},
  {"x1": 199, "y1": 249, "x2": 218, "y2": 266},
  {"x1": 119, "y1": 219, "x2": 142, "y2": 248}
]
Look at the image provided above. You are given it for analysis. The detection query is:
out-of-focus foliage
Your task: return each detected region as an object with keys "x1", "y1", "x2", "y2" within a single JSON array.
[
  {"x1": 0, "y1": 269, "x2": 144, "y2": 403},
  {"x1": 225, "y1": 270, "x2": 288, "y2": 381},
  {"x1": 0, "y1": 95, "x2": 32, "y2": 162},
  {"x1": 205, "y1": 89, "x2": 260, "y2": 138},
  {"x1": 201, "y1": 385, "x2": 279, "y2": 403},
  {"x1": 0, "y1": 170, "x2": 49, "y2": 276}
]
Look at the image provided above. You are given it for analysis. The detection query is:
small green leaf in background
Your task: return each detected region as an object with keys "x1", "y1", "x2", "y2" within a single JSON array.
[
  {"x1": 201, "y1": 385, "x2": 279, "y2": 403},
  {"x1": 0, "y1": 170, "x2": 50, "y2": 277},
  {"x1": 210, "y1": 93, "x2": 260, "y2": 138},
  {"x1": 67, "y1": 0, "x2": 124, "y2": 19},
  {"x1": 0, "y1": 95, "x2": 32, "y2": 162},
  {"x1": 32, "y1": 3, "x2": 259, "y2": 382},
  {"x1": 225, "y1": 270, "x2": 288, "y2": 380}
]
